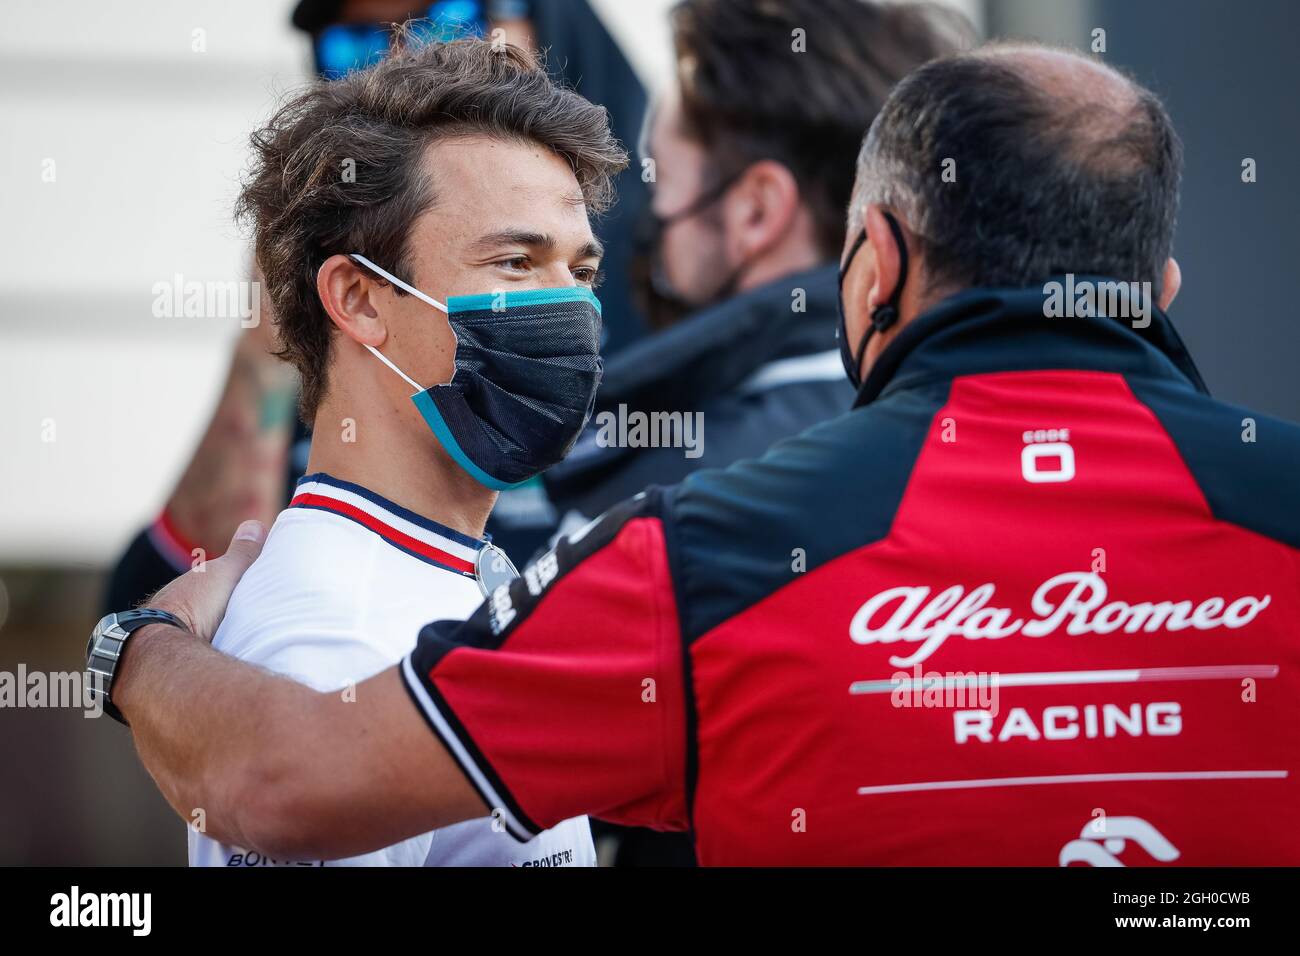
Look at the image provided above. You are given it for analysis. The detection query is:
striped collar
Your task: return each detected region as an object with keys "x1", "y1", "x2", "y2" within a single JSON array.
[{"x1": 289, "y1": 473, "x2": 486, "y2": 579}]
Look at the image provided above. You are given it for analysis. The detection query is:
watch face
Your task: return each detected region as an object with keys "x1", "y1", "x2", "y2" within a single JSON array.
[{"x1": 87, "y1": 613, "x2": 121, "y2": 659}]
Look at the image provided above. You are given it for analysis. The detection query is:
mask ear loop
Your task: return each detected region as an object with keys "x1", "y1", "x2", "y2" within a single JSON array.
[
  {"x1": 846, "y1": 212, "x2": 910, "y2": 378},
  {"x1": 348, "y1": 253, "x2": 448, "y2": 313},
  {"x1": 342, "y1": 254, "x2": 457, "y2": 391},
  {"x1": 365, "y1": 340, "x2": 423, "y2": 392},
  {"x1": 868, "y1": 212, "x2": 909, "y2": 334}
]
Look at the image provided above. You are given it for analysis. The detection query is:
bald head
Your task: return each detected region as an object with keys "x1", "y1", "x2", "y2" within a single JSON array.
[
  {"x1": 979, "y1": 43, "x2": 1135, "y2": 105},
  {"x1": 976, "y1": 45, "x2": 1149, "y2": 170},
  {"x1": 848, "y1": 40, "x2": 1182, "y2": 297}
]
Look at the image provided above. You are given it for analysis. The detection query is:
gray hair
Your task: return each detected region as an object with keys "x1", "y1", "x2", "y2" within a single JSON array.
[{"x1": 843, "y1": 43, "x2": 1182, "y2": 297}]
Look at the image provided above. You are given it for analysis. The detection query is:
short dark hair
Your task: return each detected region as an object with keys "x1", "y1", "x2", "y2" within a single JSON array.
[
  {"x1": 852, "y1": 44, "x2": 1183, "y2": 297},
  {"x1": 237, "y1": 36, "x2": 628, "y2": 418},
  {"x1": 669, "y1": 0, "x2": 970, "y2": 258}
]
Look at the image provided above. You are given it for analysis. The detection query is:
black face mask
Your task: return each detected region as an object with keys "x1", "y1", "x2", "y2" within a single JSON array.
[
  {"x1": 836, "y1": 211, "x2": 910, "y2": 389},
  {"x1": 348, "y1": 254, "x2": 603, "y2": 490},
  {"x1": 631, "y1": 172, "x2": 745, "y2": 327}
]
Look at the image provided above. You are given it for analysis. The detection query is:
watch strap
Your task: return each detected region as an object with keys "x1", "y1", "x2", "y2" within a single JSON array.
[{"x1": 87, "y1": 608, "x2": 187, "y2": 725}]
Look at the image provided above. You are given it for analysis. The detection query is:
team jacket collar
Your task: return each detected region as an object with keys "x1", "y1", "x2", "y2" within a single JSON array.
[
  {"x1": 289, "y1": 472, "x2": 486, "y2": 577},
  {"x1": 853, "y1": 280, "x2": 1210, "y2": 409}
]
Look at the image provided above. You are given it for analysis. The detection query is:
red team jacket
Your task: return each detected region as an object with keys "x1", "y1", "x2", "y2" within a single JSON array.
[{"x1": 401, "y1": 285, "x2": 1300, "y2": 865}]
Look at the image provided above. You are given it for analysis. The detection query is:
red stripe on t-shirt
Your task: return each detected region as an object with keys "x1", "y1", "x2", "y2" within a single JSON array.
[{"x1": 290, "y1": 492, "x2": 475, "y2": 575}]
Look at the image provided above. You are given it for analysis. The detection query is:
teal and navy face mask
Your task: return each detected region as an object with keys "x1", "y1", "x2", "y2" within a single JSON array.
[{"x1": 349, "y1": 254, "x2": 603, "y2": 490}]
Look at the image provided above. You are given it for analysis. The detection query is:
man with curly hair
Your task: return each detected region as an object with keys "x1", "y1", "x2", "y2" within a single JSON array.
[{"x1": 186, "y1": 36, "x2": 625, "y2": 867}]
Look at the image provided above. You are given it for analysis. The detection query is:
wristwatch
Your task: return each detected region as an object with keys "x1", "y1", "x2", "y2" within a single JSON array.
[{"x1": 86, "y1": 608, "x2": 187, "y2": 725}]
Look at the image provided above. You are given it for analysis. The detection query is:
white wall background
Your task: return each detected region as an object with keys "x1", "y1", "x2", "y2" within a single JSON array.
[{"x1": 0, "y1": 0, "x2": 305, "y2": 565}]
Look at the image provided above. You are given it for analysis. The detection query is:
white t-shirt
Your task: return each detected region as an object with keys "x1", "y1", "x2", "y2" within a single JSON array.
[{"x1": 188, "y1": 472, "x2": 596, "y2": 867}]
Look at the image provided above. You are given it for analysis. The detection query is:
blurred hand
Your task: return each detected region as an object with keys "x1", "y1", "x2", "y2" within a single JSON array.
[
  {"x1": 164, "y1": 279, "x2": 298, "y2": 558},
  {"x1": 147, "y1": 520, "x2": 267, "y2": 643}
]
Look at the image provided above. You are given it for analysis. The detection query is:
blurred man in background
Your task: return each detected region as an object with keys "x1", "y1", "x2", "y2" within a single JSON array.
[
  {"x1": 547, "y1": 0, "x2": 968, "y2": 537},
  {"x1": 549, "y1": 0, "x2": 969, "y2": 864}
]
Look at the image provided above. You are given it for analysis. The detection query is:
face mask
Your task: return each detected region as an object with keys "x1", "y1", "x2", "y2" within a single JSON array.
[
  {"x1": 631, "y1": 171, "x2": 744, "y2": 325},
  {"x1": 836, "y1": 211, "x2": 910, "y2": 389},
  {"x1": 349, "y1": 254, "x2": 603, "y2": 490}
]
